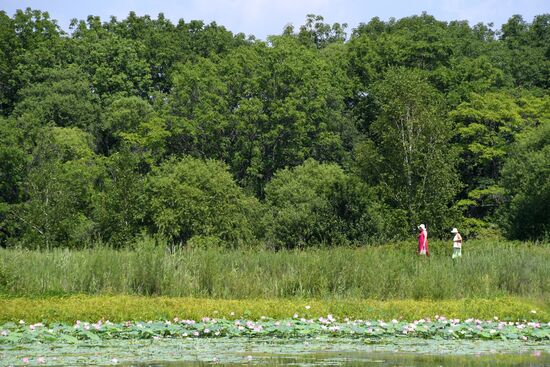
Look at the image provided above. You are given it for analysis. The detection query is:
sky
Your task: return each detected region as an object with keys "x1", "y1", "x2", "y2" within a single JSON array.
[{"x1": 2, "y1": 0, "x2": 548, "y2": 39}]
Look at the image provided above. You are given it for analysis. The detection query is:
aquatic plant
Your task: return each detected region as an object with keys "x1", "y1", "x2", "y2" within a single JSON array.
[
  {"x1": 1, "y1": 240, "x2": 549, "y2": 300},
  {"x1": 1, "y1": 315, "x2": 548, "y2": 344}
]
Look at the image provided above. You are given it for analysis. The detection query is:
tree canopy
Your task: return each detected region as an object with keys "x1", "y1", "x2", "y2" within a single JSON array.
[{"x1": 0, "y1": 8, "x2": 548, "y2": 247}]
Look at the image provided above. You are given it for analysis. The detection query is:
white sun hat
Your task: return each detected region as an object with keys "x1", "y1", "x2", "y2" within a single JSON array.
[
  {"x1": 418, "y1": 224, "x2": 426, "y2": 230},
  {"x1": 451, "y1": 228, "x2": 458, "y2": 233}
]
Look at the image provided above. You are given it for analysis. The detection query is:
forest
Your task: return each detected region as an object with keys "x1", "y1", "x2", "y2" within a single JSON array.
[{"x1": 0, "y1": 8, "x2": 548, "y2": 249}]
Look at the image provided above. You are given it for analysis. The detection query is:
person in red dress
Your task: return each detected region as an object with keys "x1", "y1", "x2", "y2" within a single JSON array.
[{"x1": 418, "y1": 224, "x2": 429, "y2": 256}]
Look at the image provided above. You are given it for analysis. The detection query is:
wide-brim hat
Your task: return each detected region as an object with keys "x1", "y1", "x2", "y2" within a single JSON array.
[
  {"x1": 418, "y1": 224, "x2": 426, "y2": 230},
  {"x1": 451, "y1": 228, "x2": 458, "y2": 233}
]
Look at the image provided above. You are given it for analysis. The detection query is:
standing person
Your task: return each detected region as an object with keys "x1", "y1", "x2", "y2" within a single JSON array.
[
  {"x1": 418, "y1": 224, "x2": 429, "y2": 256},
  {"x1": 451, "y1": 228, "x2": 462, "y2": 259}
]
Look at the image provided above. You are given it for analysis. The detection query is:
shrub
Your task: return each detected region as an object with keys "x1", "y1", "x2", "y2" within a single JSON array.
[{"x1": 147, "y1": 156, "x2": 259, "y2": 247}]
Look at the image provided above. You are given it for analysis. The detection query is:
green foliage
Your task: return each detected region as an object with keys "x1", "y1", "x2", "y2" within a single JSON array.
[
  {"x1": 12, "y1": 65, "x2": 101, "y2": 134},
  {"x1": 1, "y1": 313, "x2": 549, "y2": 343},
  {"x1": 92, "y1": 151, "x2": 148, "y2": 246},
  {"x1": 10, "y1": 127, "x2": 100, "y2": 248},
  {"x1": 1, "y1": 295, "x2": 547, "y2": 324},
  {"x1": 168, "y1": 38, "x2": 353, "y2": 195},
  {"x1": 0, "y1": 9, "x2": 548, "y2": 247},
  {"x1": 0, "y1": 117, "x2": 26, "y2": 245},
  {"x1": 283, "y1": 14, "x2": 348, "y2": 49},
  {"x1": 500, "y1": 123, "x2": 550, "y2": 240},
  {"x1": 71, "y1": 18, "x2": 152, "y2": 98},
  {"x1": 500, "y1": 14, "x2": 550, "y2": 89},
  {"x1": 264, "y1": 159, "x2": 380, "y2": 248},
  {"x1": 364, "y1": 67, "x2": 461, "y2": 236},
  {"x1": 146, "y1": 157, "x2": 259, "y2": 247},
  {"x1": 450, "y1": 92, "x2": 547, "y2": 233},
  {"x1": 0, "y1": 241, "x2": 548, "y2": 300}
]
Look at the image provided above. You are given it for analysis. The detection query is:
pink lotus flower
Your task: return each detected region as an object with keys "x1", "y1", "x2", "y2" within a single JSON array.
[{"x1": 22, "y1": 357, "x2": 30, "y2": 363}]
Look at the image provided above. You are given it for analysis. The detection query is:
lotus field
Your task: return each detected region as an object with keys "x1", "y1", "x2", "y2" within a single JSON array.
[{"x1": 2, "y1": 314, "x2": 549, "y2": 344}]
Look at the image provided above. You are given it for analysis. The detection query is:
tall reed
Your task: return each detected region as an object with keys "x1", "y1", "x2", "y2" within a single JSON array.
[{"x1": 1, "y1": 240, "x2": 548, "y2": 300}]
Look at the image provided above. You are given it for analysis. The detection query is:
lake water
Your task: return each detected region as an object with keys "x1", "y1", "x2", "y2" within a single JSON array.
[{"x1": 1, "y1": 337, "x2": 549, "y2": 366}]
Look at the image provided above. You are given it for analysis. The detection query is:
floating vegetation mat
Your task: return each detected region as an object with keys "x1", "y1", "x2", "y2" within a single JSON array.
[
  {"x1": 1, "y1": 337, "x2": 549, "y2": 366},
  {"x1": 1, "y1": 316, "x2": 549, "y2": 365}
]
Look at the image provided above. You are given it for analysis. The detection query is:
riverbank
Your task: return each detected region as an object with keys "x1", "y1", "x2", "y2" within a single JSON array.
[{"x1": 1, "y1": 296, "x2": 548, "y2": 323}]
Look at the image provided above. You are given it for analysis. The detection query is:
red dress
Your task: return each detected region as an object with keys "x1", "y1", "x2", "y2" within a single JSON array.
[{"x1": 418, "y1": 230, "x2": 429, "y2": 256}]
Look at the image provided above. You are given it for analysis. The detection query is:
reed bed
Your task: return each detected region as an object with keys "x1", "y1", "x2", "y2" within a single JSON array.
[{"x1": 1, "y1": 240, "x2": 548, "y2": 300}]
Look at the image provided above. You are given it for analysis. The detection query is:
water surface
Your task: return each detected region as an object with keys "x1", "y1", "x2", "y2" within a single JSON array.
[{"x1": 1, "y1": 337, "x2": 548, "y2": 366}]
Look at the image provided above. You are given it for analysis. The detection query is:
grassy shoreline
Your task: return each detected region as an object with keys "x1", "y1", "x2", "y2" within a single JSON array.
[
  {"x1": 1, "y1": 295, "x2": 548, "y2": 323},
  {"x1": 1, "y1": 240, "x2": 549, "y2": 299}
]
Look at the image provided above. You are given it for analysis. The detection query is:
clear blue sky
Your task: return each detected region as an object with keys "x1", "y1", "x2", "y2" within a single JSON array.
[{"x1": 2, "y1": 0, "x2": 548, "y2": 39}]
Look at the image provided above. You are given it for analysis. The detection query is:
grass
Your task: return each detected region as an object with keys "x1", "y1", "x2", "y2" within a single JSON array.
[
  {"x1": 0, "y1": 239, "x2": 548, "y2": 300},
  {"x1": 0, "y1": 295, "x2": 548, "y2": 323}
]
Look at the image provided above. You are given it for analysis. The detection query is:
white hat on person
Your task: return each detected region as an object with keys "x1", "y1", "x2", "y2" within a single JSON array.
[
  {"x1": 451, "y1": 228, "x2": 458, "y2": 233},
  {"x1": 418, "y1": 224, "x2": 426, "y2": 230}
]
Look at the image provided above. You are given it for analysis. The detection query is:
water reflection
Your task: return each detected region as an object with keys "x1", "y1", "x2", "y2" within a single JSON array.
[
  {"x1": 134, "y1": 350, "x2": 549, "y2": 367},
  {"x1": 1, "y1": 337, "x2": 548, "y2": 366}
]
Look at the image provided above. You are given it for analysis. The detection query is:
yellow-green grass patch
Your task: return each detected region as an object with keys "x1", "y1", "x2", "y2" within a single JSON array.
[{"x1": 1, "y1": 296, "x2": 548, "y2": 323}]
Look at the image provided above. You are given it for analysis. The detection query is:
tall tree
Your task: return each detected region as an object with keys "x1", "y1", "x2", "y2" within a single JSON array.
[
  {"x1": 359, "y1": 67, "x2": 460, "y2": 236},
  {"x1": 450, "y1": 92, "x2": 547, "y2": 232},
  {"x1": 169, "y1": 38, "x2": 353, "y2": 195},
  {"x1": 500, "y1": 122, "x2": 550, "y2": 240}
]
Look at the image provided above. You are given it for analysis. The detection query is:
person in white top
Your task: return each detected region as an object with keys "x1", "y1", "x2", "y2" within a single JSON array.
[{"x1": 451, "y1": 228, "x2": 462, "y2": 259}]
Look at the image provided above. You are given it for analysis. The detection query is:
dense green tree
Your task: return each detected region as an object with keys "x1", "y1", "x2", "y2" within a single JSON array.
[
  {"x1": 450, "y1": 92, "x2": 547, "y2": 233},
  {"x1": 0, "y1": 117, "x2": 27, "y2": 245},
  {"x1": 0, "y1": 8, "x2": 548, "y2": 246},
  {"x1": 169, "y1": 38, "x2": 353, "y2": 194},
  {"x1": 360, "y1": 67, "x2": 460, "y2": 236},
  {"x1": 146, "y1": 157, "x2": 259, "y2": 247},
  {"x1": 264, "y1": 159, "x2": 381, "y2": 248},
  {"x1": 431, "y1": 56, "x2": 508, "y2": 106},
  {"x1": 0, "y1": 11, "x2": 20, "y2": 115},
  {"x1": 500, "y1": 14, "x2": 550, "y2": 89},
  {"x1": 99, "y1": 96, "x2": 169, "y2": 157},
  {"x1": 1, "y1": 8, "x2": 70, "y2": 114},
  {"x1": 283, "y1": 14, "x2": 347, "y2": 49},
  {"x1": 11, "y1": 127, "x2": 100, "y2": 248},
  {"x1": 500, "y1": 123, "x2": 550, "y2": 240},
  {"x1": 92, "y1": 150, "x2": 148, "y2": 246},
  {"x1": 71, "y1": 16, "x2": 152, "y2": 98},
  {"x1": 12, "y1": 66, "x2": 101, "y2": 138}
]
